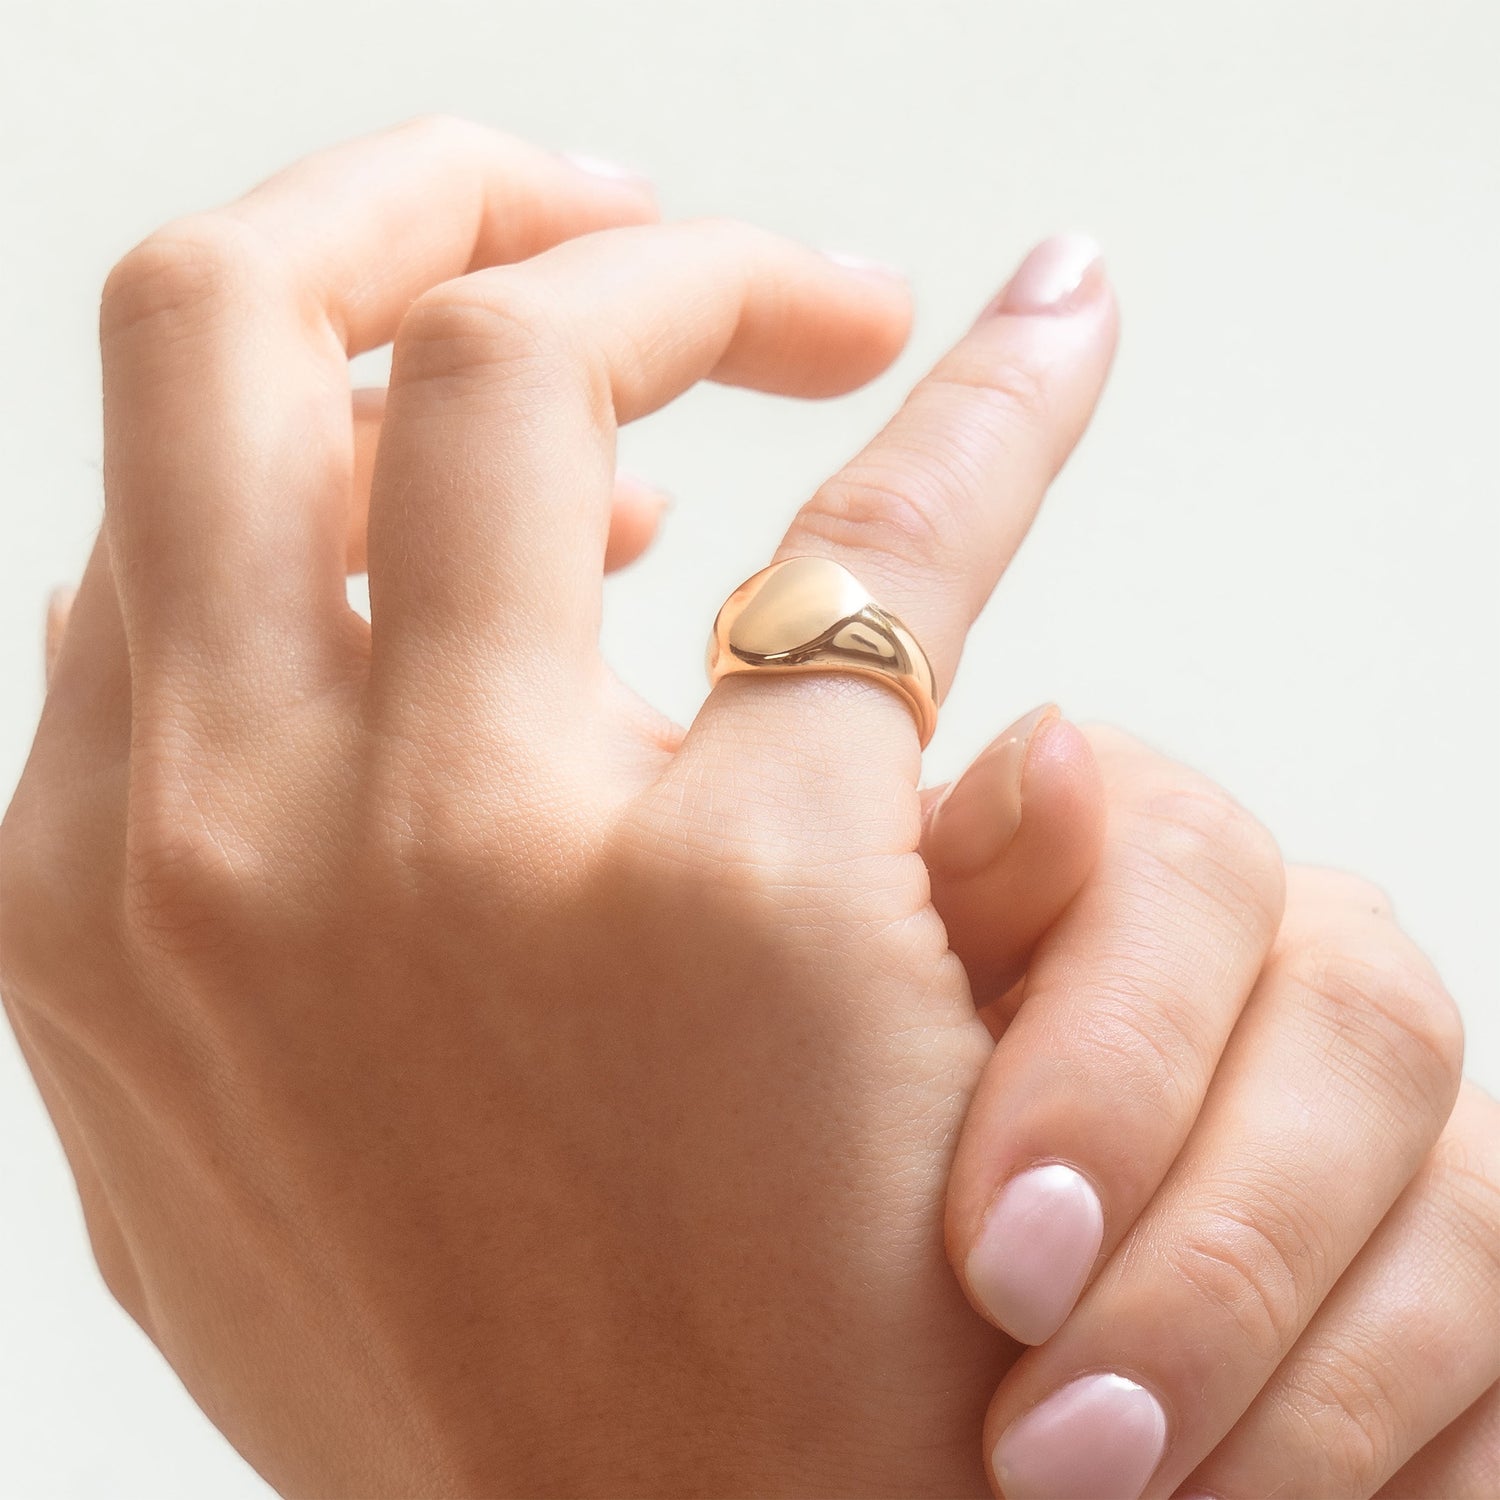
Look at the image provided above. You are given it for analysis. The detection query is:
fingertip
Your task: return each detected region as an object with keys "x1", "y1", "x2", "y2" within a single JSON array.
[
  {"x1": 811, "y1": 248, "x2": 914, "y2": 392},
  {"x1": 603, "y1": 472, "x2": 672, "y2": 573},
  {"x1": 559, "y1": 152, "x2": 661, "y2": 218},
  {"x1": 988, "y1": 234, "x2": 1103, "y2": 317},
  {"x1": 960, "y1": 234, "x2": 1120, "y2": 445},
  {"x1": 1022, "y1": 713, "x2": 1107, "y2": 869}
]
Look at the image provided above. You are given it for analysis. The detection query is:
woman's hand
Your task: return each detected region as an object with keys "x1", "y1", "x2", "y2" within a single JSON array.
[
  {"x1": 0, "y1": 119, "x2": 1119, "y2": 1497},
  {"x1": 936, "y1": 726, "x2": 1499, "y2": 1499}
]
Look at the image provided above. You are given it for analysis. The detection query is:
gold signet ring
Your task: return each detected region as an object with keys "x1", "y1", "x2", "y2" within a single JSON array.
[{"x1": 706, "y1": 556, "x2": 938, "y2": 748}]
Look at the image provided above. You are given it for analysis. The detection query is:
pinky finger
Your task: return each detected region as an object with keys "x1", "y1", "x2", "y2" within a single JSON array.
[
  {"x1": 1375, "y1": 1382, "x2": 1500, "y2": 1499},
  {"x1": 601, "y1": 472, "x2": 673, "y2": 573},
  {"x1": 346, "y1": 387, "x2": 668, "y2": 574}
]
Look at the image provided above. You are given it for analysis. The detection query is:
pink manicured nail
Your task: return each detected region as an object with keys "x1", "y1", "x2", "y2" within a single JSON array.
[
  {"x1": 993, "y1": 1373, "x2": 1167, "y2": 1500},
  {"x1": 926, "y1": 705, "x2": 1059, "y2": 877},
  {"x1": 994, "y1": 234, "x2": 1103, "y2": 316},
  {"x1": 965, "y1": 1162, "x2": 1103, "y2": 1343}
]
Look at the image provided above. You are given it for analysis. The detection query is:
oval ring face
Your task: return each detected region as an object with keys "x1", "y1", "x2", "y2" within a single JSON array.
[
  {"x1": 707, "y1": 556, "x2": 939, "y2": 747},
  {"x1": 725, "y1": 556, "x2": 872, "y2": 659}
]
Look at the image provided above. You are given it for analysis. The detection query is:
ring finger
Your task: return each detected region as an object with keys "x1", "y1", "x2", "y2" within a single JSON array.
[{"x1": 682, "y1": 232, "x2": 1118, "y2": 815}]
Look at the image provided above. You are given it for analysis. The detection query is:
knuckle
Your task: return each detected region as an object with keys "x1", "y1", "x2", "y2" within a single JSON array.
[
  {"x1": 394, "y1": 274, "x2": 580, "y2": 398},
  {"x1": 799, "y1": 459, "x2": 964, "y2": 575},
  {"x1": 929, "y1": 356, "x2": 1054, "y2": 441},
  {"x1": 1164, "y1": 1198, "x2": 1312, "y2": 1363},
  {"x1": 1131, "y1": 778, "x2": 1285, "y2": 937},
  {"x1": 100, "y1": 213, "x2": 277, "y2": 341},
  {"x1": 1278, "y1": 1341, "x2": 1403, "y2": 1491},
  {"x1": 1287, "y1": 935, "x2": 1465, "y2": 1114},
  {"x1": 399, "y1": 274, "x2": 553, "y2": 353},
  {"x1": 122, "y1": 777, "x2": 270, "y2": 967},
  {"x1": 1059, "y1": 974, "x2": 1215, "y2": 1130},
  {"x1": 124, "y1": 824, "x2": 240, "y2": 962},
  {"x1": 789, "y1": 352, "x2": 1062, "y2": 579}
]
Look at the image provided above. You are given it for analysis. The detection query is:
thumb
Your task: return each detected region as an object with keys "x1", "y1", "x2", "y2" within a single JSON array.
[{"x1": 921, "y1": 705, "x2": 1105, "y2": 1016}]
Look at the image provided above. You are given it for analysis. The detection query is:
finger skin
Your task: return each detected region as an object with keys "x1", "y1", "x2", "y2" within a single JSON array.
[
  {"x1": 946, "y1": 728, "x2": 1286, "y2": 1348},
  {"x1": 921, "y1": 709, "x2": 1105, "y2": 1007},
  {"x1": 1376, "y1": 1379, "x2": 1500, "y2": 1499},
  {"x1": 682, "y1": 234, "x2": 1118, "y2": 816},
  {"x1": 1185, "y1": 1080, "x2": 1500, "y2": 1498},
  {"x1": 979, "y1": 861, "x2": 1465, "y2": 1500},
  {"x1": 347, "y1": 387, "x2": 667, "y2": 575},
  {"x1": 365, "y1": 218, "x2": 911, "y2": 729},
  {"x1": 44, "y1": 409, "x2": 523, "y2": 696},
  {"x1": 100, "y1": 116, "x2": 659, "y2": 705}
]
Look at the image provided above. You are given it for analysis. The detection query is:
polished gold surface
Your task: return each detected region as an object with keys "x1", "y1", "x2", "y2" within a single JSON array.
[{"x1": 706, "y1": 556, "x2": 938, "y2": 747}]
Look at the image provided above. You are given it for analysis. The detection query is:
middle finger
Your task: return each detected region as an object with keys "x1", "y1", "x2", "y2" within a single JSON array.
[
  {"x1": 364, "y1": 218, "x2": 910, "y2": 736},
  {"x1": 345, "y1": 387, "x2": 670, "y2": 576}
]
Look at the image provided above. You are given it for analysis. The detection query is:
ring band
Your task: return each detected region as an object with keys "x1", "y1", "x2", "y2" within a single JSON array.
[{"x1": 706, "y1": 556, "x2": 938, "y2": 747}]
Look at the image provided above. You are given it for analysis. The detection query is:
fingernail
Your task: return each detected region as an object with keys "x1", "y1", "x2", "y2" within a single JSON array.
[
  {"x1": 965, "y1": 1163, "x2": 1104, "y2": 1344},
  {"x1": 926, "y1": 705, "x2": 1059, "y2": 877},
  {"x1": 993, "y1": 234, "x2": 1103, "y2": 316},
  {"x1": 562, "y1": 151, "x2": 653, "y2": 188},
  {"x1": 821, "y1": 249, "x2": 907, "y2": 282},
  {"x1": 992, "y1": 1373, "x2": 1167, "y2": 1500}
]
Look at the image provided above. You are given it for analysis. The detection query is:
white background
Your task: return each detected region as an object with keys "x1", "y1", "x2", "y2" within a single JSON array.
[{"x1": 1, "y1": 3, "x2": 1495, "y2": 1494}]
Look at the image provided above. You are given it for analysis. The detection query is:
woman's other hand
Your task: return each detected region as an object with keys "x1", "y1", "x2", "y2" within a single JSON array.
[{"x1": 941, "y1": 727, "x2": 1499, "y2": 1499}]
